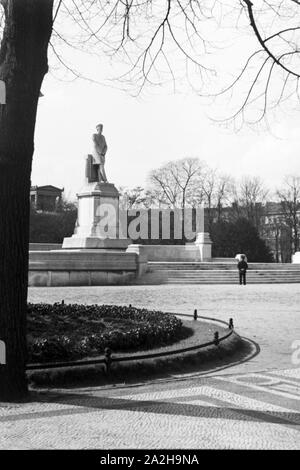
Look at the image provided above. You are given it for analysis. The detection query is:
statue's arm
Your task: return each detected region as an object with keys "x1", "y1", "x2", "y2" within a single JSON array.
[{"x1": 102, "y1": 138, "x2": 108, "y2": 156}]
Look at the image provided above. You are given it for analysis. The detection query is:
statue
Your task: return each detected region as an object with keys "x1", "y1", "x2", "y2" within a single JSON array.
[{"x1": 85, "y1": 123, "x2": 108, "y2": 183}]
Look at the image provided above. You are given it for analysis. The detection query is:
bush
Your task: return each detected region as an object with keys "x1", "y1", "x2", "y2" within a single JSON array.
[
  {"x1": 211, "y1": 218, "x2": 274, "y2": 262},
  {"x1": 27, "y1": 303, "x2": 183, "y2": 363},
  {"x1": 30, "y1": 205, "x2": 77, "y2": 243}
]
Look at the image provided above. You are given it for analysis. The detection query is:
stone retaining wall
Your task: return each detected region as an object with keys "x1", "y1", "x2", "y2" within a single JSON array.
[{"x1": 29, "y1": 250, "x2": 138, "y2": 286}]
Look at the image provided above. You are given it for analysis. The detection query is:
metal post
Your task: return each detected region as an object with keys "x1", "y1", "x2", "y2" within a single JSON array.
[
  {"x1": 104, "y1": 347, "x2": 112, "y2": 374},
  {"x1": 214, "y1": 331, "x2": 219, "y2": 345}
]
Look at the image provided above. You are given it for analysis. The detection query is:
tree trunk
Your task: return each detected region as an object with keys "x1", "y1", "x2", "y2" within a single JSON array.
[
  {"x1": 275, "y1": 228, "x2": 279, "y2": 263},
  {"x1": 294, "y1": 228, "x2": 299, "y2": 252},
  {"x1": 0, "y1": 0, "x2": 53, "y2": 401}
]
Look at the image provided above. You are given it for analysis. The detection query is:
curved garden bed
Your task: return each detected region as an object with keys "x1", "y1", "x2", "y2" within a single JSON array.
[
  {"x1": 27, "y1": 316, "x2": 252, "y2": 388},
  {"x1": 27, "y1": 303, "x2": 191, "y2": 363}
]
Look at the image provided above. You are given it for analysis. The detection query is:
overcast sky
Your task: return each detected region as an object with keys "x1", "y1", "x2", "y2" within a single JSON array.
[{"x1": 31, "y1": 4, "x2": 300, "y2": 201}]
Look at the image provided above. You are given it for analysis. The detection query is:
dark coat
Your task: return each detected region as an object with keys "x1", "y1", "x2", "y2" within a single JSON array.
[{"x1": 238, "y1": 260, "x2": 248, "y2": 271}]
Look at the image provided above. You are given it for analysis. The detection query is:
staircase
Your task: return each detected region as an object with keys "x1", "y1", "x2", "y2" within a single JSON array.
[{"x1": 145, "y1": 261, "x2": 300, "y2": 284}]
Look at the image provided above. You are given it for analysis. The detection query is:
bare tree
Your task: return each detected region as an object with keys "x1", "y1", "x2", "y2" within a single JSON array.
[
  {"x1": 190, "y1": 169, "x2": 235, "y2": 229},
  {"x1": 216, "y1": 0, "x2": 300, "y2": 127},
  {"x1": 45, "y1": 1, "x2": 219, "y2": 93},
  {"x1": 234, "y1": 176, "x2": 269, "y2": 227},
  {"x1": 214, "y1": 174, "x2": 235, "y2": 222},
  {"x1": 118, "y1": 186, "x2": 157, "y2": 209},
  {"x1": 197, "y1": 167, "x2": 217, "y2": 230},
  {"x1": 149, "y1": 164, "x2": 180, "y2": 208},
  {"x1": 277, "y1": 175, "x2": 300, "y2": 253},
  {"x1": 0, "y1": 0, "x2": 53, "y2": 401},
  {"x1": 149, "y1": 158, "x2": 206, "y2": 209},
  {"x1": 119, "y1": 186, "x2": 144, "y2": 209}
]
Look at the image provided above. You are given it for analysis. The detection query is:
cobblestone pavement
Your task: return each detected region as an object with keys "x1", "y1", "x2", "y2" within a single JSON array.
[
  {"x1": 0, "y1": 366, "x2": 300, "y2": 449},
  {"x1": 1, "y1": 284, "x2": 298, "y2": 449}
]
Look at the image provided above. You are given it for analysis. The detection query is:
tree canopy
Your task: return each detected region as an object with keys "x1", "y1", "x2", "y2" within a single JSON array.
[
  {"x1": 211, "y1": 217, "x2": 274, "y2": 262},
  {"x1": 2, "y1": 1, "x2": 299, "y2": 126}
]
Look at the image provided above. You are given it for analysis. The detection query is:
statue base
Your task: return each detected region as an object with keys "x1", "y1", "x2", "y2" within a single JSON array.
[
  {"x1": 292, "y1": 252, "x2": 300, "y2": 264},
  {"x1": 62, "y1": 237, "x2": 131, "y2": 250},
  {"x1": 195, "y1": 232, "x2": 212, "y2": 261},
  {"x1": 62, "y1": 181, "x2": 131, "y2": 250}
]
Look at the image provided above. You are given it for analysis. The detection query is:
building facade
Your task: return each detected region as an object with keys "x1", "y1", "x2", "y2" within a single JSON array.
[{"x1": 30, "y1": 185, "x2": 64, "y2": 212}]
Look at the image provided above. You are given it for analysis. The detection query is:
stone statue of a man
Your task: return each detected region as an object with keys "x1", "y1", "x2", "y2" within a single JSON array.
[{"x1": 92, "y1": 123, "x2": 108, "y2": 183}]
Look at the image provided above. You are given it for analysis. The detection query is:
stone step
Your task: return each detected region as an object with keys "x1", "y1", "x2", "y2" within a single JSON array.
[
  {"x1": 141, "y1": 260, "x2": 300, "y2": 284},
  {"x1": 149, "y1": 268, "x2": 300, "y2": 273},
  {"x1": 149, "y1": 263, "x2": 300, "y2": 271},
  {"x1": 166, "y1": 278, "x2": 300, "y2": 282},
  {"x1": 152, "y1": 270, "x2": 300, "y2": 275},
  {"x1": 165, "y1": 279, "x2": 300, "y2": 284},
  {"x1": 138, "y1": 273, "x2": 299, "y2": 284},
  {"x1": 165, "y1": 272, "x2": 299, "y2": 277},
  {"x1": 144, "y1": 265, "x2": 300, "y2": 284},
  {"x1": 153, "y1": 272, "x2": 300, "y2": 276},
  {"x1": 162, "y1": 277, "x2": 300, "y2": 282}
]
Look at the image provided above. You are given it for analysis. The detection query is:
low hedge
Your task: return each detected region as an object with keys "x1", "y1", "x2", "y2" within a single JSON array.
[{"x1": 27, "y1": 303, "x2": 183, "y2": 363}]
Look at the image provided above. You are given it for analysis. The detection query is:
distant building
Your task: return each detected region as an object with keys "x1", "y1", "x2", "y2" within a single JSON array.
[
  {"x1": 260, "y1": 202, "x2": 296, "y2": 263},
  {"x1": 208, "y1": 201, "x2": 299, "y2": 262},
  {"x1": 30, "y1": 185, "x2": 64, "y2": 212}
]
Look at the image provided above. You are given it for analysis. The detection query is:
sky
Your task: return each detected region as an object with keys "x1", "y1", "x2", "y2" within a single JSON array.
[
  {"x1": 32, "y1": 75, "x2": 300, "y2": 201},
  {"x1": 30, "y1": 3, "x2": 300, "y2": 201}
]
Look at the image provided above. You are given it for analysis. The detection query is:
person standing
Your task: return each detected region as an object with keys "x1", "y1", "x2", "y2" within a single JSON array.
[{"x1": 237, "y1": 254, "x2": 248, "y2": 285}]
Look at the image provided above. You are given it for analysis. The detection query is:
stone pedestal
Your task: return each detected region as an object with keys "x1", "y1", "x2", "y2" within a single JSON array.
[
  {"x1": 126, "y1": 244, "x2": 149, "y2": 275},
  {"x1": 62, "y1": 182, "x2": 130, "y2": 250},
  {"x1": 195, "y1": 232, "x2": 212, "y2": 261},
  {"x1": 292, "y1": 252, "x2": 300, "y2": 263}
]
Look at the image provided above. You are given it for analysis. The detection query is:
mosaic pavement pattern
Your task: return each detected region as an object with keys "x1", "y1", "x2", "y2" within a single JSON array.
[{"x1": 0, "y1": 366, "x2": 299, "y2": 449}]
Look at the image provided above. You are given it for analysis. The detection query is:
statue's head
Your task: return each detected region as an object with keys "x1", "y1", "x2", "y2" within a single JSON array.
[{"x1": 96, "y1": 123, "x2": 103, "y2": 133}]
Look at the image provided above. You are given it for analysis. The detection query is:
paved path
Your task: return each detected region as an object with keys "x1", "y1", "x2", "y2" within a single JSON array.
[
  {"x1": 0, "y1": 284, "x2": 299, "y2": 449},
  {"x1": 0, "y1": 366, "x2": 299, "y2": 449}
]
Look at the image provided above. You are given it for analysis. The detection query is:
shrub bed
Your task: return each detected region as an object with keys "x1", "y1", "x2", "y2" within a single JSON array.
[{"x1": 27, "y1": 303, "x2": 184, "y2": 363}]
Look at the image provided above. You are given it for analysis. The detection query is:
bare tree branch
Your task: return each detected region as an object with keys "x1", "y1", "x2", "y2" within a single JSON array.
[{"x1": 243, "y1": 0, "x2": 300, "y2": 78}]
